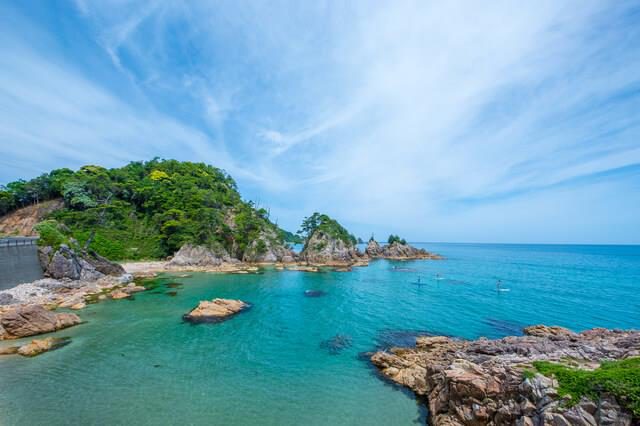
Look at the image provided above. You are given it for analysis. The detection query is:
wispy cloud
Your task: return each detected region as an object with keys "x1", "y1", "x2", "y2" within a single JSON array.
[{"x1": 1, "y1": 1, "x2": 639, "y2": 243}]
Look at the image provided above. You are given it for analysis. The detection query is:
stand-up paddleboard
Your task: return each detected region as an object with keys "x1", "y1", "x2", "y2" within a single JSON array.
[{"x1": 496, "y1": 279, "x2": 510, "y2": 292}]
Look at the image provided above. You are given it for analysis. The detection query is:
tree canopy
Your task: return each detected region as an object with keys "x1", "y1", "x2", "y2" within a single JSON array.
[
  {"x1": 298, "y1": 212, "x2": 357, "y2": 246},
  {"x1": 1, "y1": 159, "x2": 297, "y2": 260},
  {"x1": 387, "y1": 234, "x2": 407, "y2": 245}
]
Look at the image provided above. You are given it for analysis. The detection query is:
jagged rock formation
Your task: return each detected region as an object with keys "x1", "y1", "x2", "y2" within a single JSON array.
[
  {"x1": 183, "y1": 298, "x2": 250, "y2": 323},
  {"x1": 300, "y1": 229, "x2": 363, "y2": 265},
  {"x1": 365, "y1": 239, "x2": 383, "y2": 257},
  {"x1": 381, "y1": 241, "x2": 439, "y2": 259},
  {"x1": 241, "y1": 229, "x2": 296, "y2": 263},
  {"x1": 366, "y1": 240, "x2": 440, "y2": 260},
  {"x1": 0, "y1": 305, "x2": 81, "y2": 340},
  {"x1": 0, "y1": 199, "x2": 64, "y2": 236},
  {"x1": 371, "y1": 326, "x2": 639, "y2": 425},
  {"x1": 38, "y1": 244, "x2": 125, "y2": 280},
  {"x1": 168, "y1": 244, "x2": 232, "y2": 267}
]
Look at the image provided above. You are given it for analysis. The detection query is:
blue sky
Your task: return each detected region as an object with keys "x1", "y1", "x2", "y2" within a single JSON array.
[{"x1": 1, "y1": 1, "x2": 639, "y2": 244}]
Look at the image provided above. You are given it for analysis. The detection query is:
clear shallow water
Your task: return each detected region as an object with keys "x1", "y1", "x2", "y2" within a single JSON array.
[{"x1": 1, "y1": 243, "x2": 639, "y2": 425}]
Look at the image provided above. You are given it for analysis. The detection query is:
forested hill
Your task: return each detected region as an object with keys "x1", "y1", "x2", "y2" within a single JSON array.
[{"x1": 0, "y1": 159, "x2": 295, "y2": 261}]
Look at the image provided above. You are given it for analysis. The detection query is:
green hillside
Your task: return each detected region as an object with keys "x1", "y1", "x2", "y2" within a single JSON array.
[{"x1": 0, "y1": 159, "x2": 294, "y2": 260}]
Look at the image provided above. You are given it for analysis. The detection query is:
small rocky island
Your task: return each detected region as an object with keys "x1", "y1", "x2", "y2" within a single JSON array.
[
  {"x1": 298, "y1": 213, "x2": 365, "y2": 266},
  {"x1": 366, "y1": 235, "x2": 441, "y2": 260},
  {"x1": 371, "y1": 325, "x2": 640, "y2": 425},
  {"x1": 183, "y1": 298, "x2": 250, "y2": 323}
]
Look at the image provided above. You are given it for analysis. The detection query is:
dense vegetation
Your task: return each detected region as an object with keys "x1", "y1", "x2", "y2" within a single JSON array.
[
  {"x1": 1, "y1": 159, "x2": 295, "y2": 260},
  {"x1": 298, "y1": 212, "x2": 357, "y2": 246},
  {"x1": 387, "y1": 234, "x2": 407, "y2": 245},
  {"x1": 533, "y1": 358, "x2": 640, "y2": 417}
]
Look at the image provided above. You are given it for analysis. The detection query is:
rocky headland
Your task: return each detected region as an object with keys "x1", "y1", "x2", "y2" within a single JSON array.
[{"x1": 371, "y1": 325, "x2": 640, "y2": 425}]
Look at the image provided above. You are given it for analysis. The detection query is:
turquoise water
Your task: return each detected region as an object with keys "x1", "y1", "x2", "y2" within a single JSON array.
[{"x1": 0, "y1": 243, "x2": 639, "y2": 425}]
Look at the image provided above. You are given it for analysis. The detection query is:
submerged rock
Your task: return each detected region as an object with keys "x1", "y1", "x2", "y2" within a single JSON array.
[
  {"x1": 110, "y1": 289, "x2": 130, "y2": 300},
  {"x1": 320, "y1": 334, "x2": 353, "y2": 355},
  {"x1": 183, "y1": 298, "x2": 250, "y2": 323},
  {"x1": 303, "y1": 290, "x2": 327, "y2": 298},
  {"x1": 17, "y1": 337, "x2": 71, "y2": 357},
  {"x1": 370, "y1": 326, "x2": 640, "y2": 425},
  {"x1": 0, "y1": 305, "x2": 81, "y2": 339}
]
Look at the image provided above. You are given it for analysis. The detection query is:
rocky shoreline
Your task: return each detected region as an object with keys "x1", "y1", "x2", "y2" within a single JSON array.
[
  {"x1": 0, "y1": 236, "x2": 440, "y2": 358},
  {"x1": 371, "y1": 326, "x2": 640, "y2": 425}
]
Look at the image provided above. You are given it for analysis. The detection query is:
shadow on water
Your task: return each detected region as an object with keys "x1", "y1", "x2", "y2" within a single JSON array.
[
  {"x1": 374, "y1": 328, "x2": 442, "y2": 350},
  {"x1": 355, "y1": 329, "x2": 432, "y2": 424},
  {"x1": 483, "y1": 318, "x2": 526, "y2": 336}
]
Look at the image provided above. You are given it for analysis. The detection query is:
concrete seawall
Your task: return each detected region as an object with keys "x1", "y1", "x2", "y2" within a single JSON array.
[{"x1": 0, "y1": 238, "x2": 43, "y2": 290}]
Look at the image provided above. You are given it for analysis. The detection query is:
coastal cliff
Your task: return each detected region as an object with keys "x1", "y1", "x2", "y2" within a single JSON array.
[{"x1": 371, "y1": 326, "x2": 640, "y2": 425}]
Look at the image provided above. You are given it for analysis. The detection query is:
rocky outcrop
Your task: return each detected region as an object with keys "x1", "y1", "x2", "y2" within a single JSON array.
[
  {"x1": 242, "y1": 229, "x2": 297, "y2": 263},
  {"x1": 38, "y1": 244, "x2": 125, "y2": 280},
  {"x1": 365, "y1": 239, "x2": 383, "y2": 257},
  {"x1": 377, "y1": 241, "x2": 440, "y2": 260},
  {"x1": 365, "y1": 238, "x2": 441, "y2": 260},
  {"x1": 0, "y1": 337, "x2": 71, "y2": 357},
  {"x1": 371, "y1": 326, "x2": 640, "y2": 425},
  {"x1": 168, "y1": 244, "x2": 232, "y2": 267},
  {"x1": 300, "y1": 231, "x2": 363, "y2": 265},
  {"x1": 183, "y1": 298, "x2": 250, "y2": 323},
  {"x1": 0, "y1": 305, "x2": 81, "y2": 340}
]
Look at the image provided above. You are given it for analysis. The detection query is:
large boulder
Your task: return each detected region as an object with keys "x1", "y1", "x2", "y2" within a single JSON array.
[
  {"x1": 168, "y1": 244, "x2": 230, "y2": 267},
  {"x1": 38, "y1": 244, "x2": 124, "y2": 280},
  {"x1": 0, "y1": 305, "x2": 81, "y2": 339},
  {"x1": 183, "y1": 298, "x2": 250, "y2": 323},
  {"x1": 84, "y1": 250, "x2": 125, "y2": 276}
]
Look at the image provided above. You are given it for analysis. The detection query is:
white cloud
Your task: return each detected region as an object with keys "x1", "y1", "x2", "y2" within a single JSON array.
[{"x1": 2, "y1": 0, "x2": 639, "y2": 242}]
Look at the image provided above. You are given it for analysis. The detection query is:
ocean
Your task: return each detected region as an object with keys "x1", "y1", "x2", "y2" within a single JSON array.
[{"x1": 0, "y1": 243, "x2": 638, "y2": 425}]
